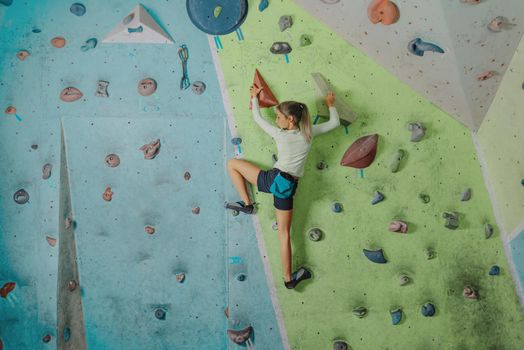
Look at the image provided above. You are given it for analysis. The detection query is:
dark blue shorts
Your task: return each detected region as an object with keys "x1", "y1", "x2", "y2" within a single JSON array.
[{"x1": 257, "y1": 168, "x2": 298, "y2": 210}]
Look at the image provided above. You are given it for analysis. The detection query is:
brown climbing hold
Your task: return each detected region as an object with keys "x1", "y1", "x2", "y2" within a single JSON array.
[
  {"x1": 67, "y1": 280, "x2": 77, "y2": 292},
  {"x1": 0, "y1": 282, "x2": 16, "y2": 298},
  {"x1": 138, "y1": 78, "x2": 157, "y2": 96},
  {"x1": 224, "y1": 307, "x2": 229, "y2": 318},
  {"x1": 368, "y1": 0, "x2": 400, "y2": 25},
  {"x1": 5, "y1": 106, "x2": 16, "y2": 114},
  {"x1": 60, "y1": 87, "x2": 83, "y2": 102},
  {"x1": 227, "y1": 326, "x2": 253, "y2": 345},
  {"x1": 249, "y1": 69, "x2": 279, "y2": 109},
  {"x1": 139, "y1": 139, "x2": 161, "y2": 159},
  {"x1": 144, "y1": 226, "x2": 155, "y2": 235},
  {"x1": 42, "y1": 334, "x2": 52, "y2": 343},
  {"x1": 51, "y1": 36, "x2": 66, "y2": 48},
  {"x1": 17, "y1": 50, "x2": 30, "y2": 60},
  {"x1": 184, "y1": 171, "x2": 191, "y2": 181},
  {"x1": 340, "y1": 134, "x2": 379, "y2": 168},
  {"x1": 46, "y1": 235, "x2": 57, "y2": 247},
  {"x1": 102, "y1": 187, "x2": 113, "y2": 201},
  {"x1": 105, "y1": 154, "x2": 120, "y2": 167},
  {"x1": 192, "y1": 207, "x2": 200, "y2": 215}
]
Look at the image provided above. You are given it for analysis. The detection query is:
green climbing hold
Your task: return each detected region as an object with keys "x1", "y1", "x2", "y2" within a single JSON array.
[
  {"x1": 418, "y1": 193, "x2": 430, "y2": 204},
  {"x1": 214, "y1": 5, "x2": 222, "y2": 18},
  {"x1": 390, "y1": 149, "x2": 405, "y2": 173},
  {"x1": 300, "y1": 34, "x2": 312, "y2": 47}
]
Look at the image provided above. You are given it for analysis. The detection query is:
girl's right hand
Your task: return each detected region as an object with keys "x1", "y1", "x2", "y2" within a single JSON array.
[
  {"x1": 326, "y1": 91, "x2": 335, "y2": 107},
  {"x1": 250, "y1": 84, "x2": 263, "y2": 98}
]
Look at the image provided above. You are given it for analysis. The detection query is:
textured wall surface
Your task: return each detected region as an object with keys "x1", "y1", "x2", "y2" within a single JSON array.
[
  {"x1": 214, "y1": 0, "x2": 524, "y2": 349},
  {"x1": 294, "y1": 0, "x2": 524, "y2": 131}
]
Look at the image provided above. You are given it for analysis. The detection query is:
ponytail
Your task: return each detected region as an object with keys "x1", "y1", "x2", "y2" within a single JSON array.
[{"x1": 276, "y1": 101, "x2": 312, "y2": 143}]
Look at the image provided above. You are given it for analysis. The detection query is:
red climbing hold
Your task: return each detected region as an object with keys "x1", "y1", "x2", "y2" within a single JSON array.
[
  {"x1": 0, "y1": 282, "x2": 16, "y2": 298},
  {"x1": 340, "y1": 134, "x2": 379, "y2": 168},
  {"x1": 250, "y1": 69, "x2": 279, "y2": 109}
]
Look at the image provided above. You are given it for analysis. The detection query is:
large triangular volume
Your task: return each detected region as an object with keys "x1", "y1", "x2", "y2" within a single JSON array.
[
  {"x1": 250, "y1": 69, "x2": 279, "y2": 109},
  {"x1": 311, "y1": 72, "x2": 357, "y2": 124},
  {"x1": 102, "y1": 4, "x2": 174, "y2": 44}
]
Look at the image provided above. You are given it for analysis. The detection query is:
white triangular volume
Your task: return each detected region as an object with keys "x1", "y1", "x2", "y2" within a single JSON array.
[{"x1": 102, "y1": 4, "x2": 174, "y2": 44}]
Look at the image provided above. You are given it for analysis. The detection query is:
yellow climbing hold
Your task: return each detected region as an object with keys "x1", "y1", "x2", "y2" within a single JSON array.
[{"x1": 214, "y1": 5, "x2": 222, "y2": 18}]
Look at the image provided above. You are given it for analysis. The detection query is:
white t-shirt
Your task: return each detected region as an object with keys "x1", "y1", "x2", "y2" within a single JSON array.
[{"x1": 251, "y1": 97, "x2": 340, "y2": 177}]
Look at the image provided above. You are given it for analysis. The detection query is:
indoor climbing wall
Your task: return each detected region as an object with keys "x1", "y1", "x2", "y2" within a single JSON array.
[
  {"x1": 213, "y1": 0, "x2": 524, "y2": 349},
  {"x1": 293, "y1": 0, "x2": 524, "y2": 131},
  {"x1": 0, "y1": 1, "x2": 284, "y2": 349}
]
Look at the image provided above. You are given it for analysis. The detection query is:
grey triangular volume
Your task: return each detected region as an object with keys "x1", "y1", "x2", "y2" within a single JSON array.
[{"x1": 311, "y1": 72, "x2": 357, "y2": 124}]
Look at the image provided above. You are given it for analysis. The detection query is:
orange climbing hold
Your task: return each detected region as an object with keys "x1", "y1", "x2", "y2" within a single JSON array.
[
  {"x1": 51, "y1": 36, "x2": 66, "y2": 48},
  {"x1": 367, "y1": 0, "x2": 400, "y2": 25},
  {"x1": 249, "y1": 69, "x2": 278, "y2": 109},
  {"x1": 0, "y1": 282, "x2": 16, "y2": 298},
  {"x1": 17, "y1": 50, "x2": 30, "y2": 60}
]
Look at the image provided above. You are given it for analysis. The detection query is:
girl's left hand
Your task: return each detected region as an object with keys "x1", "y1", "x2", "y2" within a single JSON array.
[{"x1": 250, "y1": 84, "x2": 263, "y2": 98}]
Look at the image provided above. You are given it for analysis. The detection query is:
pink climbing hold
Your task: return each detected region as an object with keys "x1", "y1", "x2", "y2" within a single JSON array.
[
  {"x1": 388, "y1": 220, "x2": 408, "y2": 233},
  {"x1": 102, "y1": 187, "x2": 113, "y2": 202},
  {"x1": 17, "y1": 50, "x2": 30, "y2": 60},
  {"x1": 139, "y1": 139, "x2": 161, "y2": 159},
  {"x1": 192, "y1": 207, "x2": 200, "y2": 215},
  {"x1": 46, "y1": 235, "x2": 57, "y2": 247},
  {"x1": 145, "y1": 226, "x2": 155, "y2": 235},
  {"x1": 477, "y1": 71, "x2": 496, "y2": 81},
  {"x1": 60, "y1": 87, "x2": 83, "y2": 102}
]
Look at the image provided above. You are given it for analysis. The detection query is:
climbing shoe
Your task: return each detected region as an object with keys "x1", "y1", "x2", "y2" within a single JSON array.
[
  {"x1": 284, "y1": 267, "x2": 312, "y2": 289},
  {"x1": 225, "y1": 201, "x2": 255, "y2": 214}
]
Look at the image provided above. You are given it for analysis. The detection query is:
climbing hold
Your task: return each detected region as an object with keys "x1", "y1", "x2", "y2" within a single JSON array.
[
  {"x1": 0, "y1": 282, "x2": 16, "y2": 298},
  {"x1": 236, "y1": 273, "x2": 246, "y2": 282},
  {"x1": 421, "y1": 302, "x2": 435, "y2": 317},
  {"x1": 271, "y1": 154, "x2": 278, "y2": 165},
  {"x1": 231, "y1": 137, "x2": 242, "y2": 145},
  {"x1": 144, "y1": 226, "x2": 155, "y2": 235},
  {"x1": 64, "y1": 217, "x2": 73, "y2": 230},
  {"x1": 42, "y1": 334, "x2": 52, "y2": 343},
  {"x1": 353, "y1": 306, "x2": 367, "y2": 318},
  {"x1": 391, "y1": 308, "x2": 402, "y2": 325},
  {"x1": 0, "y1": 0, "x2": 13, "y2": 6},
  {"x1": 191, "y1": 81, "x2": 206, "y2": 95},
  {"x1": 187, "y1": 0, "x2": 248, "y2": 35},
  {"x1": 102, "y1": 187, "x2": 113, "y2": 202},
  {"x1": 333, "y1": 340, "x2": 349, "y2": 350},
  {"x1": 368, "y1": 0, "x2": 400, "y2": 25},
  {"x1": 16, "y1": 50, "x2": 30, "y2": 60},
  {"x1": 461, "y1": 0, "x2": 480, "y2": 3},
  {"x1": 80, "y1": 38, "x2": 97, "y2": 52},
  {"x1": 31, "y1": 144, "x2": 38, "y2": 150},
  {"x1": 42, "y1": 163, "x2": 52, "y2": 180},
  {"x1": 390, "y1": 149, "x2": 405, "y2": 173},
  {"x1": 399, "y1": 274, "x2": 409, "y2": 286},
  {"x1": 389, "y1": 220, "x2": 408, "y2": 233},
  {"x1": 278, "y1": 15, "x2": 293, "y2": 32},
  {"x1": 419, "y1": 193, "x2": 430, "y2": 204},
  {"x1": 485, "y1": 223, "x2": 494, "y2": 239},
  {"x1": 175, "y1": 273, "x2": 185, "y2": 283},
  {"x1": 258, "y1": 0, "x2": 268, "y2": 12},
  {"x1": 213, "y1": 5, "x2": 222, "y2": 18},
  {"x1": 425, "y1": 248, "x2": 436, "y2": 260},
  {"x1": 51, "y1": 37, "x2": 66, "y2": 48},
  {"x1": 316, "y1": 161, "x2": 326, "y2": 170},
  {"x1": 270, "y1": 42, "x2": 292, "y2": 54},
  {"x1": 60, "y1": 87, "x2": 83, "y2": 102},
  {"x1": 63, "y1": 327, "x2": 71, "y2": 342},
  {"x1": 46, "y1": 235, "x2": 57, "y2": 247},
  {"x1": 105, "y1": 154, "x2": 120, "y2": 167},
  {"x1": 461, "y1": 188, "x2": 472, "y2": 201},
  {"x1": 5, "y1": 106, "x2": 16, "y2": 115},
  {"x1": 192, "y1": 207, "x2": 200, "y2": 215},
  {"x1": 300, "y1": 34, "x2": 312, "y2": 47},
  {"x1": 371, "y1": 191, "x2": 385, "y2": 205},
  {"x1": 477, "y1": 71, "x2": 496, "y2": 81},
  {"x1": 408, "y1": 38, "x2": 444, "y2": 56},
  {"x1": 127, "y1": 26, "x2": 143, "y2": 34},
  {"x1": 32, "y1": 28, "x2": 41, "y2": 33},
  {"x1": 407, "y1": 122, "x2": 425, "y2": 142},
  {"x1": 67, "y1": 280, "x2": 77, "y2": 292},
  {"x1": 13, "y1": 189, "x2": 29, "y2": 204},
  {"x1": 138, "y1": 78, "x2": 157, "y2": 96},
  {"x1": 463, "y1": 286, "x2": 478, "y2": 300},
  {"x1": 95, "y1": 80, "x2": 109, "y2": 98},
  {"x1": 70, "y1": 3, "x2": 86, "y2": 16},
  {"x1": 308, "y1": 228, "x2": 323, "y2": 241},
  {"x1": 331, "y1": 202, "x2": 343, "y2": 213},
  {"x1": 227, "y1": 326, "x2": 253, "y2": 345},
  {"x1": 139, "y1": 139, "x2": 161, "y2": 159},
  {"x1": 224, "y1": 307, "x2": 229, "y2": 318},
  {"x1": 489, "y1": 265, "x2": 500, "y2": 276},
  {"x1": 363, "y1": 248, "x2": 387, "y2": 263},
  {"x1": 340, "y1": 134, "x2": 379, "y2": 168},
  {"x1": 155, "y1": 308, "x2": 166, "y2": 320},
  {"x1": 488, "y1": 16, "x2": 515, "y2": 32},
  {"x1": 250, "y1": 69, "x2": 279, "y2": 109},
  {"x1": 442, "y1": 212, "x2": 459, "y2": 229},
  {"x1": 184, "y1": 171, "x2": 191, "y2": 181}
]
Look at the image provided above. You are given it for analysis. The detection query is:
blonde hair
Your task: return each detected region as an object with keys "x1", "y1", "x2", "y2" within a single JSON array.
[{"x1": 276, "y1": 101, "x2": 312, "y2": 143}]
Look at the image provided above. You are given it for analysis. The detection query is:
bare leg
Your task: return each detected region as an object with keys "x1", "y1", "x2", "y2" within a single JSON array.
[
  {"x1": 227, "y1": 159, "x2": 260, "y2": 205},
  {"x1": 276, "y1": 208, "x2": 293, "y2": 282}
]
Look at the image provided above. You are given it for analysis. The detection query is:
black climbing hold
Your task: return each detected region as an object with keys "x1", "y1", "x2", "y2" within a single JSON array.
[
  {"x1": 442, "y1": 211, "x2": 459, "y2": 229},
  {"x1": 333, "y1": 340, "x2": 348, "y2": 350},
  {"x1": 363, "y1": 248, "x2": 387, "y2": 263},
  {"x1": 70, "y1": 3, "x2": 86, "y2": 16},
  {"x1": 308, "y1": 228, "x2": 323, "y2": 241},
  {"x1": 236, "y1": 273, "x2": 246, "y2": 282},
  {"x1": 418, "y1": 193, "x2": 430, "y2": 204},
  {"x1": 42, "y1": 334, "x2": 51, "y2": 343},
  {"x1": 485, "y1": 223, "x2": 494, "y2": 239},
  {"x1": 191, "y1": 81, "x2": 206, "y2": 95},
  {"x1": 32, "y1": 28, "x2": 41, "y2": 33},
  {"x1": 155, "y1": 308, "x2": 166, "y2": 320},
  {"x1": 489, "y1": 265, "x2": 500, "y2": 276},
  {"x1": 391, "y1": 308, "x2": 402, "y2": 325},
  {"x1": 461, "y1": 188, "x2": 472, "y2": 201},
  {"x1": 316, "y1": 161, "x2": 326, "y2": 170},
  {"x1": 186, "y1": 0, "x2": 248, "y2": 35},
  {"x1": 353, "y1": 306, "x2": 367, "y2": 318},
  {"x1": 231, "y1": 137, "x2": 242, "y2": 145},
  {"x1": 521, "y1": 178, "x2": 524, "y2": 186},
  {"x1": 421, "y1": 302, "x2": 435, "y2": 317},
  {"x1": 425, "y1": 248, "x2": 436, "y2": 260},
  {"x1": 31, "y1": 144, "x2": 38, "y2": 150},
  {"x1": 399, "y1": 274, "x2": 409, "y2": 285},
  {"x1": 270, "y1": 42, "x2": 292, "y2": 54},
  {"x1": 13, "y1": 189, "x2": 29, "y2": 204}
]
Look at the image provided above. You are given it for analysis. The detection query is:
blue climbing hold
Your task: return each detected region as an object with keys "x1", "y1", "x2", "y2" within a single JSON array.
[
  {"x1": 371, "y1": 191, "x2": 385, "y2": 205},
  {"x1": 70, "y1": 3, "x2": 86, "y2": 16},
  {"x1": 0, "y1": 0, "x2": 13, "y2": 6},
  {"x1": 521, "y1": 178, "x2": 524, "y2": 186},
  {"x1": 363, "y1": 248, "x2": 387, "y2": 264},
  {"x1": 421, "y1": 302, "x2": 435, "y2": 317},
  {"x1": 236, "y1": 273, "x2": 247, "y2": 282},
  {"x1": 259, "y1": 0, "x2": 269, "y2": 12},
  {"x1": 231, "y1": 137, "x2": 242, "y2": 145},
  {"x1": 489, "y1": 265, "x2": 500, "y2": 276},
  {"x1": 391, "y1": 308, "x2": 402, "y2": 325},
  {"x1": 155, "y1": 308, "x2": 166, "y2": 320},
  {"x1": 331, "y1": 202, "x2": 343, "y2": 213},
  {"x1": 408, "y1": 38, "x2": 444, "y2": 57},
  {"x1": 63, "y1": 327, "x2": 71, "y2": 342},
  {"x1": 32, "y1": 28, "x2": 41, "y2": 33},
  {"x1": 80, "y1": 38, "x2": 97, "y2": 52},
  {"x1": 186, "y1": 0, "x2": 248, "y2": 35}
]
